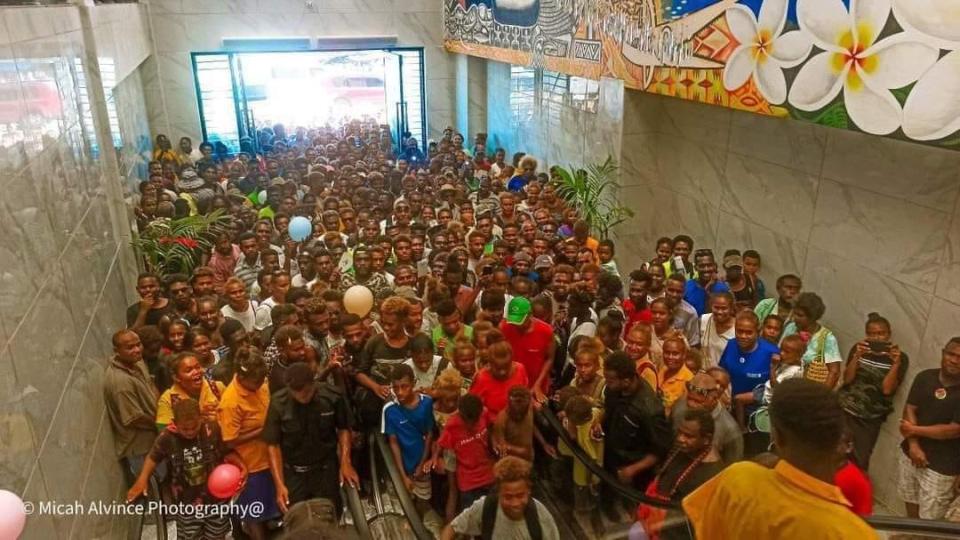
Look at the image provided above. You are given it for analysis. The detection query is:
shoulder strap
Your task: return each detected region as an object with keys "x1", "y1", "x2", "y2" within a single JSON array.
[
  {"x1": 481, "y1": 495, "x2": 498, "y2": 540},
  {"x1": 525, "y1": 500, "x2": 543, "y2": 540}
]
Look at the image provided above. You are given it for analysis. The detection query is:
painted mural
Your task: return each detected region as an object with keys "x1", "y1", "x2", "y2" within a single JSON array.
[{"x1": 444, "y1": 0, "x2": 960, "y2": 147}]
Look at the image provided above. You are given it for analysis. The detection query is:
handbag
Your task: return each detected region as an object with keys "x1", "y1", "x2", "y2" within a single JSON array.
[{"x1": 803, "y1": 330, "x2": 830, "y2": 384}]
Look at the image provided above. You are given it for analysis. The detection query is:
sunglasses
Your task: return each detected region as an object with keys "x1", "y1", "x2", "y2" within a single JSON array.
[{"x1": 686, "y1": 381, "x2": 718, "y2": 397}]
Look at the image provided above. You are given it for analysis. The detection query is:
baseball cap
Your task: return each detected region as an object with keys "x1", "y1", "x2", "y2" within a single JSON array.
[
  {"x1": 723, "y1": 254, "x2": 743, "y2": 269},
  {"x1": 506, "y1": 297, "x2": 532, "y2": 325},
  {"x1": 534, "y1": 255, "x2": 554, "y2": 270}
]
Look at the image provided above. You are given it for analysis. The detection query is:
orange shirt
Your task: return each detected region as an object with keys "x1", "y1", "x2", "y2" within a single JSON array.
[
  {"x1": 658, "y1": 365, "x2": 694, "y2": 413},
  {"x1": 217, "y1": 377, "x2": 271, "y2": 473},
  {"x1": 156, "y1": 379, "x2": 225, "y2": 429},
  {"x1": 683, "y1": 461, "x2": 878, "y2": 540}
]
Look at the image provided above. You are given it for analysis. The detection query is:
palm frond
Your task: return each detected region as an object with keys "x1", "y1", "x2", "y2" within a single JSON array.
[{"x1": 549, "y1": 155, "x2": 630, "y2": 239}]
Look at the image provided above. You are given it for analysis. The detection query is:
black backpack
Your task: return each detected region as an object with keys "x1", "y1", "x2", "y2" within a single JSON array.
[{"x1": 480, "y1": 494, "x2": 543, "y2": 540}]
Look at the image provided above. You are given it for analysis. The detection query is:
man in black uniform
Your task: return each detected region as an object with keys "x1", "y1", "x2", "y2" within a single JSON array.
[
  {"x1": 598, "y1": 351, "x2": 672, "y2": 520},
  {"x1": 264, "y1": 363, "x2": 359, "y2": 515}
]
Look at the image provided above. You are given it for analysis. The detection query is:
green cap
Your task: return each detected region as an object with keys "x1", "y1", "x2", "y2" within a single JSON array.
[{"x1": 506, "y1": 297, "x2": 532, "y2": 325}]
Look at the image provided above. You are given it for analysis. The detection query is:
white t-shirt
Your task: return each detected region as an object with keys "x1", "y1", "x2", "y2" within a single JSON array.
[
  {"x1": 220, "y1": 301, "x2": 271, "y2": 332},
  {"x1": 403, "y1": 355, "x2": 443, "y2": 392},
  {"x1": 699, "y1": 313, "x2": 736, "y2": 369},
  {"x1": 762, "y1": 364, "x2": 804, "y2": 404}
]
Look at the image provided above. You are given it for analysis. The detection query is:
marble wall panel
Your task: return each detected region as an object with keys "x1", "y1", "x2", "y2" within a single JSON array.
[
  {"x1": 0, "y1": 348, "x2": 38, "y2": 496},
  {"x1": 728, "y1": 109, "x2": 828, "y2": 176},
  {"x1": 809, "y1": 180, "x2": 949, "y2": 294},
  {"x1": 19, "y1": 469, "x2": 55, "y2": 540},
  {"x1": 715, "y1": 212, "x2": 807, "y2": 285}
]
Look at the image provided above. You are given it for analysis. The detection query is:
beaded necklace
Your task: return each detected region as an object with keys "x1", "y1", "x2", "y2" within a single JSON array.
[{"x1": 653, "y1": 444, "x2": 713, "y2": 499}]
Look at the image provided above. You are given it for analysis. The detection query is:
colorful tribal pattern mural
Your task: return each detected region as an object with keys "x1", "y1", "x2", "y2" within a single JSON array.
[{"x1": 443, "y1": 0, "x2": 960, "y2": 148}]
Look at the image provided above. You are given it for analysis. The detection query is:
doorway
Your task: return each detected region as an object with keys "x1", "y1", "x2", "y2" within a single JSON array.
[{"x1": 191, "y1": 48, "x2": 425, "y2": 153}]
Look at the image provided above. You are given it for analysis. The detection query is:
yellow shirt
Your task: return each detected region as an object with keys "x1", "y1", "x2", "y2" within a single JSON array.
[
  {"x1": 218, "y1": 377, "x2": 271, "y2": 473},
  {"x1": 682, "y1": 461, "x2": 878, "y2": 540},
  {"x1": 155, "y1": 379, "x2": 225, "y2": 429},
  {"x1": 557, "y1": 408, "x2": 604, "y2": 487},
  {"x1": 658, "y1": 365, "x2": 694, "y2": 413}
]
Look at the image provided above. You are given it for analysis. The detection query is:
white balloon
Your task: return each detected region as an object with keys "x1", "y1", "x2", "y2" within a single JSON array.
[{"x1": 343, "y1": 286, "x2": 374, "y2": 317}]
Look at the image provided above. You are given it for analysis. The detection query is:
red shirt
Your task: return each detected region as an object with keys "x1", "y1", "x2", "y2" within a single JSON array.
[
  {"x1": 437, "y1": 412, "x2": 495, "y2": 491},
  {"x1": 834, "y1": 460, "x2": 873, "y2": 516},
  {"x1": 499, "y1": 319, "x2": 554, "y2": 390},
  {"x1": 469, "y1": 363, "x2": 528, "y2": 415},
  {"x1": 622, "y1": 299, "x2": 652, "y2": 335}
]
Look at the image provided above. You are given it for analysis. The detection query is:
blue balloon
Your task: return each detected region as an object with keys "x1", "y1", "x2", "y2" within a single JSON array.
[{"x1": 288, "y1": 216, "x2": 312, "y2": 242}]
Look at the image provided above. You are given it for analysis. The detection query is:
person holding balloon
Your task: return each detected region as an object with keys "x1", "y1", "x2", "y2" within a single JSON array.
[{"x1": 127, "y1": 397, "x2": 247, "y2": 540}]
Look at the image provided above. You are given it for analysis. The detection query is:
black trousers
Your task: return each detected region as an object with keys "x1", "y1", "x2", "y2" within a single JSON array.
[
  {"x1": 285, "y1": 462, "x2": 342, "y2": 517},
  {"x1": 844, "y1": 412, "x2": 883, "y2": 471}
]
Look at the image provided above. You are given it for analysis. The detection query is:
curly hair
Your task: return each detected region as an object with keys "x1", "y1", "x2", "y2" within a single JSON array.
[
  {"x1": 494, "y1": 456, "x2": 532, "y2": 487},
  {"x1": 380, "y1": 296, "x2": 411, "y2": 319}
]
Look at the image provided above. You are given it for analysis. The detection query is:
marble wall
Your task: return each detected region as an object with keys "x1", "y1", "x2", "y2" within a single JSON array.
[
  {"x1": 484, "y1": 59, "x2": 624, "y2": 172},
  {"x1": 0, "y1": 3, "x2": 152, "y2": 539},
  {"x1": 142, "y1": 0, "x2": 457, "y2": 142},
  {"x1": 616, "y1": 89, "x2": 960, "y2": 513}
]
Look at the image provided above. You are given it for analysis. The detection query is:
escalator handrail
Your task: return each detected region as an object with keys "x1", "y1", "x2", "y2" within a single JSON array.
[
  {"x1": 537, "y1": 407, "x2": 681, "y2": 509},
  {"x1": 542, "y1": 408, "x2": 960, "y2": 537},
  {"x1": 372, "y1": 432, "x2": 434, "y2": 540},
  {"x1": 341, "y1": 482, "x2": 374, "y2": 540}
]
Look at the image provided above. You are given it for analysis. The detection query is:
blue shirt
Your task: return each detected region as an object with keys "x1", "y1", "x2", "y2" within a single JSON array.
[
  {"x1": 684, "y1": 279, "x2": 730, "y2": 315},
  {"x1": 382, "y1": 394, "x2": 435, "y2": 474},
  {"x1": 719, "y1": 338, "x2": 778, "y2": 396}
]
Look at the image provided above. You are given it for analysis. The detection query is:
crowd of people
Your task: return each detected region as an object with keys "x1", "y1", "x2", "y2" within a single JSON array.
[{"x1": 102, "y1": 119, "x2": 959, "y2": 540}]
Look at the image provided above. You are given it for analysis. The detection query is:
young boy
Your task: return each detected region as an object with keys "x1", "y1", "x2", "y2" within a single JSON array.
[
  {"x1": 760, "y1": 314, "x2": 783, "y2": 345},
  {"x1": 127, "y1": 398, "x2": 246, "y2": 540},
  {"x1": 568, "y1": 340, "x2": 606, "y2": 405},
  {"x1": 492, "y1": 385, "x2": 535, "y2": 461},
  {"x1": 435, "y1": 394, "x2": 496, "y2": 514},
  {"x1": 383, "y1": 364, "x2": 435, "y2": 515},
  {"x1": 561, "y1": 392, "x2": 604, "y2": 513},
  {"x1": 761, "y1": 334, "x2": 805, "y2": 404},
  {"x1": 598, "y1": 239, "x2": 620, "y2": 278},
  {"x1": 743, "y1": 250, "x2": 766, "y2": 300},
  {"x1": 404, "y1": 333, "x2": 443, "y2": 395},
  {"x1": 452, "y1": 338, "x2": 478, "y2": 392}
]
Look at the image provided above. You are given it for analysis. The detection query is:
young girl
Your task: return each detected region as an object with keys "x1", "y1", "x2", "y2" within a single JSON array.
[
  {"x1": 472, "y1": 323, "x2": 502, "y2": 370},
  {"x1": 568, "y1": 337, "x2": 606, "y2": 405},
  {"x1": 431, "y1": 369, "x2": 462, "y2": 522},
  {"x1": 598, "y1": 239, "x2": 620, "y2": 277},
  {"x1": 762, "y1": 334, "x2": 805, "y2": 404}
]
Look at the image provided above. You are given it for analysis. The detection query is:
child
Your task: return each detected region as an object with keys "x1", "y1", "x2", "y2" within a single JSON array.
[
  {"x1": 560, "y1": 393, "x2": 604, "y2": 513},
  {"x1": 598, "y1": 239, "x2": 620, "y2": 277},
  {"x1": 471, "y1": 323, "x2": 501, "y2": 370},
  {"x1": 404, "y1": 333, "x2": 443, "y2": 395},
  {"x1": 451, "y1": 337, "x2": 478, "y2": 392},
  {"x1": 431, "y1": 369, "x2": 463, "y2": 523},
  {"x1": 761, "y1": 314, "x2": 783, "y2": 345},
  {"x1": 761, "y1": 334, "x2": 805, "y2": 404},
  {"x1": 706, "y1": 366, "x2": 732, "y2": 410},
  {"x1": 743, "y1": 250, "x2": 766, "y2": 300},
  {"x1": 568, "y1": 339, "x2": 606, "y2": 405},
  {"x1": 127, "y1": 398, "x2": 246, "y2": 540},
  {"x1": 492, "y1": 385, "x2": 535, "y2": 461},
  {"x1": 834, "y1": 429, "x2": 873, "y2": 516},
  {"x1": 383, "y1": 364, "x2": 435, "y2": 516},
  {"x1": 435, "y1": 394, "x2": 496, "y2": 517},
  {"x1": 686, "y1": 347, "x2": 704, "y2": 374}
]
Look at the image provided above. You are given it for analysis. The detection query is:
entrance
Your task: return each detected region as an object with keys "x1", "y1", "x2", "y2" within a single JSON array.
[{"x1": 191, "y1": 48, "x2": 425, "y2": 153}]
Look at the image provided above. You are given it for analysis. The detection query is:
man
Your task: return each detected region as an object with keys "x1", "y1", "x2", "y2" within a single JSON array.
[
  {"x1": 754, "y1": 274, "x2": 802, "y2": 337},
  {"x1": 600, "y1": 351, "x2": 672, "y2": 498},
  {"x1": 664, "y1": 273, "x2": 701, "y2": 347},
  {"x1": 264, "y1": 363, "x2": 359, "y2": 515},
  {"x1": 433, "y1": 299, "x2": 473, "y2": 360},
  {"x1": 221, "y1": 277, "x2": 271, "y2": 333},
  {"x1": 103, "y1": 330, "x2": 159, "y2": 477},
  {"x1": 234, "y1": 232, "x2": 263, "y2": 294},
  {"x1": 683, "y1": 250, "x2": 730, "y2": 316},
  {"x1": 165, "y1": 273, "x2": 198, "y2": 324},
  {"x1": 126, "y1": 272, "x2": 173, "y2": 329},
  {"x1": 623, "y1": 269, "x2": 653, "y2": 335},
  {"x1": 442, "y1": 456, "x2": 560, "y2": 540},
  {"x1": 897, "y1": 337, "x2": 960, "y2": 520},
  {"x1": 190, "y1": 267, "x2": 217, "y2": 298},
  {"x1": 683, "y1": 379, "x2": 877, "y2": 540},
  {"x1": 664, "y1": 234, "x2": 695, "y2": 280},
  {"x1": 444, "y1": 260, "x2": 476, "y2": 317},
  {"x1": 500, "y1": 297, "x2": 555, "y2": 404},
  {"x1": 196, "y1": 297, "x2": 224, "y2": 348},
  {"x1": 340, "y1": 246, "x2": 390, "y2": 300},
  {"x1": 670, "y1": 372, "x2": 743, "y2": 464}
]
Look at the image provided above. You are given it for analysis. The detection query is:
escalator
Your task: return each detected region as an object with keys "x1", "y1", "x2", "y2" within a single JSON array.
[{"x1": 536, "y1": 407, "x2": 960, "y2": 540}]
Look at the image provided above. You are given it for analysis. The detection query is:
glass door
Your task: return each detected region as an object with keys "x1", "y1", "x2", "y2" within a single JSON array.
[
  {"x1": 382, "y1": 51, "x2": 404, "y2": 151},
  {"x1": 230, "y1": 54, "x2": 257, "y2": 154},
  {"x1": 193, "y1": 53, "x2": 240, "y2": 152}
]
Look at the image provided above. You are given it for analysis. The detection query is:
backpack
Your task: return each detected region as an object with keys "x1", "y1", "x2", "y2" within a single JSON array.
[{"x1": 480, "y1": 494, "x2": 543, "y2": 540}]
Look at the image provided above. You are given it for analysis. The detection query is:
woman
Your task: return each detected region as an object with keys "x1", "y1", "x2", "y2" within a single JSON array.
[
  {"x1": 153, "y1": 134, "x2": 178, "y2": 163},
  {"x1": 156, "y1": 351, "x2": 225, "y2": 430},
  {"x1": 792, "y1": 292, "x2": 842, "y2": 389},
  {"x1": 700, "y1": 292, "x2": 736, "y2": 369},
  {"x1": 160, "y1": 319, "x2": 192, "y2": 358},
  {"x1": 650, "y1": 298, "x2": 682, "y2": 367},
  {"x1": 217, "y1": 348, "x2": 277, "y2": 540},
  {"x1": 838, "y1": 312, "x2": 908, "y2": 470},
  {"x1": 191, "y1": 327, "x2": 221, "y2": 377}
]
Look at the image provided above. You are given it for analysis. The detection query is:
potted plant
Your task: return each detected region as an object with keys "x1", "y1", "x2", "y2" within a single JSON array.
[
  {"x1": 132, "y1": 211, "x2": 229, "y2": 277},
  {"x1": 551, "y1": 156, "x2": 633, "y2": 239}
]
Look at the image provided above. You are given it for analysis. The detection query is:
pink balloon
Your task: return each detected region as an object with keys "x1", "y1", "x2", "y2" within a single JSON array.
[
  {"x1": 207, "y1": 464, "x2": 243, "y2": 499},
  {"x1": 0, "y1": 490, "x2": 26, "y2": 540}
]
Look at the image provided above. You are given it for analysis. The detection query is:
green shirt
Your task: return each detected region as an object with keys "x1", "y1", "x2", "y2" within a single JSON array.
[{"x1": 431, "y1": 324, "x2": 474, "y2": 360}]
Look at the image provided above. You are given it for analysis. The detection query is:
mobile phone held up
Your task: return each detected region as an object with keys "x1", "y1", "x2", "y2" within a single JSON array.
[{"x1": 867, "y1": 340, "x2": 891, "y2": 353}]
